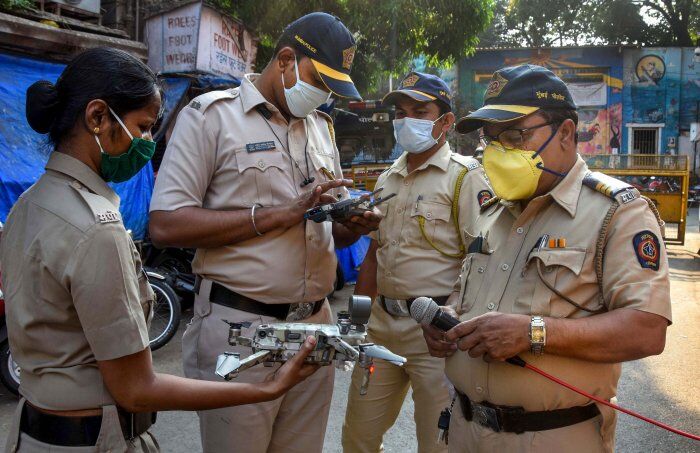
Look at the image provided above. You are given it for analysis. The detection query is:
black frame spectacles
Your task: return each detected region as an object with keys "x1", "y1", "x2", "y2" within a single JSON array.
[{"x1": 480, "y1": 122, "x2": 555, "y2": 150}]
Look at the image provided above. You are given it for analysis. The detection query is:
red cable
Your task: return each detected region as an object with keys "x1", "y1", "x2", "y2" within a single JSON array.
[{"x1": 522, "y1": 362, "x2": 700, "y2": 441}]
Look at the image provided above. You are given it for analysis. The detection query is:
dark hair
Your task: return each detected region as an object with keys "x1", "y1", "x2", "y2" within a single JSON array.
[
  {"x1": 26, "y1": 47, "x2": 161, "y2": 147},
  {"x1": 271, "y1": 34, "x2": 304, "y2": 62},
  {"x1": 540, "y1": 108, "x2": 579, "y2": 143},
  {"x1": 436, "y1": 101, "x2": 451, "y2": 116}
]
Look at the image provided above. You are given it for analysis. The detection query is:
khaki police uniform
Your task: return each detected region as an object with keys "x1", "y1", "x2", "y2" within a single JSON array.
[
  {"x1": 342, "y1": 143, "x2": 493, "y2": 453},
  {"x1": 445, "y1": 156, "x2": 672, "y2": 452},
  {"x1": 149, "y1": 74, "x2": 348, "y2": 453},
  {"x1": 1, "y1": 152, "x2": 158, "y2": 452}
]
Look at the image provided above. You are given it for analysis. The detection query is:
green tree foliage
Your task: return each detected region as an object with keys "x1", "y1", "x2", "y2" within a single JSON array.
[
  {"x1": 480, "y1": 0, "x2": 698, "y2": 48},
  {"x1": 0, "y1": 0, "x2": 33, "y2": 11},
  {"x1": 213, "y1": 0, "x2": 494, "y2": 97}
]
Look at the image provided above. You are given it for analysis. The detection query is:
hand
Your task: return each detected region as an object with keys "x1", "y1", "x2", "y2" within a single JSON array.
[
  {"x1": 421, "y1": 306, "x2": 460, "y2": 358},
  {"x1": 285, "y1": 179, "x2": 353, "y2": 227},
  {"x1": 339, "y1": 206, "x2": 383, "y2": 236},
  {"x1": 444, "y1": 312, "x2": 531, "y2": 362},
  {"x1": 267, "y1": 336, "x2": 320, "y2": 397}
]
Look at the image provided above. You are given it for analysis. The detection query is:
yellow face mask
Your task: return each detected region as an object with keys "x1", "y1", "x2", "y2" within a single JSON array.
[
  {"x1": 482, "y1": 132, "x2": 567, "y2": 201},
  {"x1": 483, "y1": 142, "x2": 543, "y2": 201}
]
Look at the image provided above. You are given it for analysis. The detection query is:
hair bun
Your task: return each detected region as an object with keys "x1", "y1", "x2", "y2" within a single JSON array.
[{"x1": 26, "y1": 80, "x2": 61, "y2": 134}]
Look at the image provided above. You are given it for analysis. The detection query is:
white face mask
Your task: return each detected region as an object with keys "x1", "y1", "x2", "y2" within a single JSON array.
[
  {"x1": 393, "y1": 114, "x2": 445, "y2": 154},
  {"x1": 282, "y1": 58, "x2": 331, "y2": 118}
]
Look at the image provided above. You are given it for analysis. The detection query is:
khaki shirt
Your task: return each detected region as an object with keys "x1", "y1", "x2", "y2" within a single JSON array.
[
  {"x1": 370, "y1": 143, "x2": 492, "y2": 299},
  {"x1": 150, "y1": 74, "x2": 347, "y2": 304},
  {"x1": 0, "y1": 153, "x2": 152, "y2": 411},
  {"x1": 445, "y1": 156, "x2": 671, "y2": 413}
]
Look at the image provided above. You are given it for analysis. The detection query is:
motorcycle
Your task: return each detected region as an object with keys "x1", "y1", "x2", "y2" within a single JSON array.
[{"x1": 145, "y1": 268, "x2": 182, "y2": 352}]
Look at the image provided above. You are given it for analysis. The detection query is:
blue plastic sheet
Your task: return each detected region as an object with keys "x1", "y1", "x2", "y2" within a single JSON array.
[
  {"x1": 0, "y1": 52, "x2": 154, "y2": 239},
  {"x1": 335, "y1": 189, "x2": 372, "y2": 283}
]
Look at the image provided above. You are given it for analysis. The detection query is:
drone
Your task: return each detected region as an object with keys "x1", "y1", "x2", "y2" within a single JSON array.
[
  {"x1": 304, "y1": 188, "x2": 396, "y2": 223},
  {"x1": 215, "y1": 296, "x2": 406, "y2": 394}
]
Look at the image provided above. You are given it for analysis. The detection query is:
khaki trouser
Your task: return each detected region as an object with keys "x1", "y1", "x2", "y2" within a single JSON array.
[
  {"x1": 447, "y1": 396, "x2": 615, "y2": 453},
  {"x1": 182, "y1": 279, "x2": 335, "y2": 453},
  {"x1": 342, "y1": 302, "x2": 450, "y2": 453},
  {"x1": 4, "y1": 398, "x2": 159, "y2": 453}
]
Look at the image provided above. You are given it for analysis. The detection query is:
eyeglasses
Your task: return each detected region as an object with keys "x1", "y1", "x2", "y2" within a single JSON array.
[{"x1": 480, "y1": 122, "x2": 555, "y2": 150}]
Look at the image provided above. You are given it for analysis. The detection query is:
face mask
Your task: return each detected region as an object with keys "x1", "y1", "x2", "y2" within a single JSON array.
[
  {"x1": 95, "y1": 107, "x2": 156, "y2": 183},
  {"x1": 393, "y1": 115, "x2": 445, "y2": 154},
  {"x1": 482, "y1": 128, "x2": 567, "y2": 201},
  {"x1": 283, "y1": 58, "x2": 331, "y2": 118}
]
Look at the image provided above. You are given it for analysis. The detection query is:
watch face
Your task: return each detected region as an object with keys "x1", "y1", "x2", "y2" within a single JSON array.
[{"x1": 531, "y1": 329, "x2": 545, "y2": 343}]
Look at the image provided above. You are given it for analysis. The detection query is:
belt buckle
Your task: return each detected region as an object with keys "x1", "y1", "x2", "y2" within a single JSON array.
[
  {"x1": 472, "y1": 404, "x2": 502, "y2": 433},
  {"x1": 286, "y1": 302, "x2": 314, "y2": 321},
  {"x1": 383, "y1": 297, "x2": 410, "y2": 317}
]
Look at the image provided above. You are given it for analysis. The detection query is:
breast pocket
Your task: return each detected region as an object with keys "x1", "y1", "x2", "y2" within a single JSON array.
[
  {"x1": 235, "y1": 148, "x2": 289, "y2": 206},
  {"x1": 524, "y1": 247, "x2": 599, "y2": 317},
  {"x1": 410, "y1": 200, "x2": 453, "y2": 251},
  {"x1": 457, "y1": 252, "x2": 491, "y2": 315}
]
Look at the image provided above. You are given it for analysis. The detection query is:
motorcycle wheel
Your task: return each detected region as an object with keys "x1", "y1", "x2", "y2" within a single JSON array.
[
  {"x1": 148, "y1": 279, "x2": 181, "y2": 352},
  {"x1": 0, "y1": 340, "x2": 20, "y2": 396}
]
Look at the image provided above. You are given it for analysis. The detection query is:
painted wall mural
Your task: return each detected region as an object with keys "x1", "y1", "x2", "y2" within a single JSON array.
[
  {"x1": 458, "y1": 46, "x2": 698, "y2": 156},
  {"x1": 457, "y1": 47, "x2": 624, "y2": 155}
]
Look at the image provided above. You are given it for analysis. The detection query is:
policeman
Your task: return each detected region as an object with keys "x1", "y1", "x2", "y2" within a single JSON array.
[
  {"x1": 342, "y1": 72, "x2": 492, "y2": 453},
  {"x1": 148, "y1": 13, "x2": 381, "y2": 453},
  {"x1": 421, "y1": 65, "x2": 671, "y2": 452},
  {"x1": 1, "y1": 47, "x2": 318, "y2": 453}
]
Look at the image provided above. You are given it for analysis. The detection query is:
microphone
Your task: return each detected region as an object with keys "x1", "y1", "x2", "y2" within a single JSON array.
[
  {"x1": 410, "y1": 297, "x2": 460, "y2": 331},
  {"x1": 301, "y1": 176, "x2": 316, "y2": 187}
]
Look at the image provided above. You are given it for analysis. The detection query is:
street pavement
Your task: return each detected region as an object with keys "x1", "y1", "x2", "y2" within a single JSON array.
[{"x1": 0, "y1": 209, "x2": 698, "y2": 452}]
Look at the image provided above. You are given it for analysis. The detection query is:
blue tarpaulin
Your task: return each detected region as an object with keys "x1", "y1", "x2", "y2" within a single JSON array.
[
  {"x1": 335, "y1": 189, "x2": 372, "y2": 284},
  {"x1": 0, "y1": 52, "x2": 154, "y2": 239}
]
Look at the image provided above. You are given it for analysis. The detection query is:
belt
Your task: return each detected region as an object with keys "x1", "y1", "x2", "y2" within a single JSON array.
[
  {"x1": 456, "y1": 391, "x2": 599, "y2": 434},
  {"x1": 379, "y1": 295, "x2": 449, "y2": 317},
  {"x1": 20, "y1": 404, "x2": 156, "y2": 446},
  {"x1": 195, "y1": 276, "x2": 324, "y2": 321}
]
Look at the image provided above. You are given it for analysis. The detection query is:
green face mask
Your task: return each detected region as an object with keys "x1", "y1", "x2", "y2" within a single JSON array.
[{"x1": 94, "y1": 106, "x2": 156, "y2": 183}]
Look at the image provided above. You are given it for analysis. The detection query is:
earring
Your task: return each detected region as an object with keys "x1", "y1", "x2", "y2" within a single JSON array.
[{"x1": 93, "y1": 127, "x2": 99, "y2": 134}]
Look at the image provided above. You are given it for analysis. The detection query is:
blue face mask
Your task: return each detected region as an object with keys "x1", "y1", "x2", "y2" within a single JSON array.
[
  {"x1": 282, "y1": 58, "x2": 331, "y2": 118},
  {"x1": 393, "y1": 114, "x2": 445, "y2": 154}
]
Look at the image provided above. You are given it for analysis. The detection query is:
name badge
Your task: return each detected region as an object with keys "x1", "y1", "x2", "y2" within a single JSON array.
[{"x1": 246, "y1": 141, "x2": 276, "y2": 153}]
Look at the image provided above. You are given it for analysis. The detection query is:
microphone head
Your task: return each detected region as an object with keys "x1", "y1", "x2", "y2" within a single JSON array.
[{"x1": 410, "y1": 297, "x2": 440, "y2": 327}]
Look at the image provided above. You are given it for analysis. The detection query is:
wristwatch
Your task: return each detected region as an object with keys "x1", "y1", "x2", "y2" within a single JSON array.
[{"x1": 529, "y1": 316, "x2": 546, "y2": 355}]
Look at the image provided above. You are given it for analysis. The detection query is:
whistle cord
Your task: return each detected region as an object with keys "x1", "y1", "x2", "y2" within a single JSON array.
[{"x1": 506, "y1": 356, "x2": 700, "y2": 441}]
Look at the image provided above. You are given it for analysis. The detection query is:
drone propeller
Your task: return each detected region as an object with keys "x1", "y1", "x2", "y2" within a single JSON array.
[{"x1": 359, "y1": 344, "x2": 407, "y2": 366}]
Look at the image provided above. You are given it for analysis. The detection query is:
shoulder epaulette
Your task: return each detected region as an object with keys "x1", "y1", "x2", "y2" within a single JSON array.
[
  {"x1": 69, "y1": 183, "x2": 122, "y2": 225},
  {"x1": 188, "y1": 88, "x2": 240, "y2": 112},
  {"x1": 582, "y1": 171, "x2": 638, "y2": 204},
  {"x1": 450, "y1": 153, "x2": 480, "y2": 171},
  {"x1": 314, "y1": 110, "x2": 335, "y2": 143}
]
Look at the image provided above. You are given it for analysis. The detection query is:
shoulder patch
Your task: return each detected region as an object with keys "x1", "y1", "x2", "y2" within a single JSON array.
[
  {"x1": 582, "y1": 171, "x2": 634, "y2": 201},
  {"x1": 189, "y1": 88, "x2": 240, "y2": 112},
  {"x1": 480, "y1": 195, "x2": 500, "y2": 211},
  {"x1": 632, "y1": 230, "x2": 661, "y2": 271},
  {"x1": 477, "y1": 189, "x2": 494, "y2": 207},
  {"x1": 450, "y1": 153, "x2": 480, "y2": 171}
]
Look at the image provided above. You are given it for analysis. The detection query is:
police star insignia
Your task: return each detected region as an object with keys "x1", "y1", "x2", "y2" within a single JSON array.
[
  {"x1": 402, "y1": 74, "x2": 420, "y2": 87},
  {"x1": 342, "y1": 46, "x2": 356, "y2": 70},
  {"x1": 485, "y1": 72, "x2": 508, "y2": 99},
  {"x1": 632, "y1": 230, "x2": 661, "y2": 271}
]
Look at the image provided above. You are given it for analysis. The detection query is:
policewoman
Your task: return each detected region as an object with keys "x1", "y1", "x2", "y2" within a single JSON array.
[
  {"x1": 148, "y1": 13, "x2": 380, "y2": 453},
  {"x1": 342, "y1": 72, "x2": 492, "y2": 453},
  {"x1": 1, "y1": 47, "x2": 318, "y2": 453},
  {"x1": 421, "y1": 65, "x2": 671, "y2": 452}
]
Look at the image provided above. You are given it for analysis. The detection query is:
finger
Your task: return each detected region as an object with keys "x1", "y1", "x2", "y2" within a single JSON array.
[
  {"x1": 456, "y1": 333, "x2": 481, "y2": 352},
  {"x1": 446, "y1": 320, "x2": 478, "y2": 342},
  {"x1": 291, "y1": 336, "x2": 317, "y2": 362},
  {"x1": 317, "y1": 194, "x2": 337, "y2": 205},
  {"x1": 318, "y1": 179, "x2": 352, "y2": 194},
  {"x1": 298, "y1": 364, "x2": 320, "y2": 379}
]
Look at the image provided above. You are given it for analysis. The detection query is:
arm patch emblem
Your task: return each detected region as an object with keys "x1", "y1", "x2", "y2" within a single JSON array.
[
  {"x1": 477, "y1": 190, "x2": 493, "y2": 207},
  {"x1": 632, "y1": 230, "x2": 661, "y2": 271}
]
